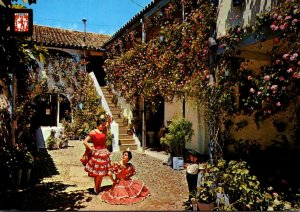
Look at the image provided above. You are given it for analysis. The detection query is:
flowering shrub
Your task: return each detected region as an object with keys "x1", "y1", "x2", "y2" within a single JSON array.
[
  {"x1": 217, "y1": 0, "x2": 299, "y2": 116},
  {"x1": 197, "y1": 159, "x2": 300, "y2": 211},
  {"x1": 104, "y1": 0, "x2": 216, "y2": 110}
]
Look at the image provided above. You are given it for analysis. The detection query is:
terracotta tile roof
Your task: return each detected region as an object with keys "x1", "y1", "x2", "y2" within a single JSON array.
[{"x1": 30, "y1": 25, "x2": 111, "y2": 51}]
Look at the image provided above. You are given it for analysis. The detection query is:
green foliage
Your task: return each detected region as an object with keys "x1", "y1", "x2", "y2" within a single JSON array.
[
  {"x1": 39, "y1": 54, "x2": 107, "y2": 139},
  {"x1": 46, "y1": 130, "x2": 59, "y2": 150},
  {"x1": 105, "y1": 130, "x2": 113, "y2": 151},
  {"x1": 160, "y1": 115, "x2": 194, "y2": 156},
  {"x1": 196, "y1": 159, "x2": 299, "y2": 211},
  {"x1": 104, "y1": 0, "x2": 216, "y2": 111}
]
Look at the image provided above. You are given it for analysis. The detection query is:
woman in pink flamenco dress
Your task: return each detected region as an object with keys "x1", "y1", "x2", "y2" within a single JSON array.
[
  {"x1": 100, "y1": 150, "x2": 150, "y2": 204},
  {"x1": 83, "y1": 119, "x2": 111, "y2": 194}
]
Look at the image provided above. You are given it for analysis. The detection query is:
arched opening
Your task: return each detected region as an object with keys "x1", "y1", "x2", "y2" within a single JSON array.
[{"x1": 31, "y1": 93, "x2": 71, "y2": 128}]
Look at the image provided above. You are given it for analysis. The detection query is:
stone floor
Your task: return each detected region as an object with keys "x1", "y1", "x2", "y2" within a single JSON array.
[{"x1": 1, "y1": 140, "x2": 189, "y2": 211}]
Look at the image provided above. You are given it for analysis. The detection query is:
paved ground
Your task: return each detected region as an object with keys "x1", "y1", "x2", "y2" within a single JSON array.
[{"x1": 4, "y1": 140, "x2": 189, "y2": 211}]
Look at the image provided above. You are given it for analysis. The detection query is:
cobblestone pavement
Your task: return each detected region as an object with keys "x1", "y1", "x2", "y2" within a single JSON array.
[{"x1": 41, "y1": 140, "x2": 189, "y2": 211}]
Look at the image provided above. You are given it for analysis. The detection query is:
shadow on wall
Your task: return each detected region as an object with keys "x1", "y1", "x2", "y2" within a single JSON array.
[{"x1": 224, "y1": 142, "x2": 300, "y2": 193}]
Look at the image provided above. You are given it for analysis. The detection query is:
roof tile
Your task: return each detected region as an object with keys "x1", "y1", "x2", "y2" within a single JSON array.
[{"x1": 30, "y1": 25, "x2": 111, "y2": 51}]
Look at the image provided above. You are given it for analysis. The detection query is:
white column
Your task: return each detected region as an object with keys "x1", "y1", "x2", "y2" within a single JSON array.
[{"x1": 111, "y1": 120, "x2": 119, "y2": 152}]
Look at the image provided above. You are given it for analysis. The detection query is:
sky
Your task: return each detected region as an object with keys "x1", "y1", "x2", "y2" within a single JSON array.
[{"x1": 26, "y1": 0, "x2": 153, "y2": 35}]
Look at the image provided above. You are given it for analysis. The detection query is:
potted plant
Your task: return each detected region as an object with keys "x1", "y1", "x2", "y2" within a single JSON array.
[
  {"x1": 195, "y1": 158, "x2": 299, "y2": 211},
  {"x1": 46, "y1": 130, "x2": 59, "y2": 150},
  {"x1": 15, "y1": 143, "x2": 35, "y2": 187},
  {"x1": 160, "y1": 115, "x2": 194, "y2": 169},
  {"x1": 194, "y1": 160, "x2": 224, "y2": 211}
]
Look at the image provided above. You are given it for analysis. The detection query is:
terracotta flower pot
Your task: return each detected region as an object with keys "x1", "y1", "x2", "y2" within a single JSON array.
[{"x1": 197, "y1": 202, "x2": 214, "y2": 211}]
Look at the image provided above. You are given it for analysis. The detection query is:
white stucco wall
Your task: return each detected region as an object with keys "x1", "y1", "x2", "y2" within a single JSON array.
[
  {"x1": 216, "y1": 0, "x2": 274, "y2": 36},
  {"x1": 164, "y1": 97, "x2": 210, "y2": 154}
]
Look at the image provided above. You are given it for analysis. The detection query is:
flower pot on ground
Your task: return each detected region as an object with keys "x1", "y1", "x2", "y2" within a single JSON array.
[
  {"x1": 14, "y1": 143, "x2": 35, "y2": 188},
  {"x1": 46, "y1": 130, "x2": 59, "y2": 150},
  {"x1": 197, "y1": 202, "x2": 214, "y2": 211}
]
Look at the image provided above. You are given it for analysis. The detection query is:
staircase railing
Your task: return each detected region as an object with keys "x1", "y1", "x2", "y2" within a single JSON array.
[
  {"x1": 89, "y1": 72, "x2": 120, "y2": 152},
  {"x1": 89, "y1": 72, "x2": 112, "y2": 117},
  {"x1": 107, "y1": 82, "x2": 141, "y2": 151}
]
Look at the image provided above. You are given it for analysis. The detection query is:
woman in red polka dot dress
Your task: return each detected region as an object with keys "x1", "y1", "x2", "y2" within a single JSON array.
[{"x1": 83, "y1": 119, "x2": 111, "y2": 194}]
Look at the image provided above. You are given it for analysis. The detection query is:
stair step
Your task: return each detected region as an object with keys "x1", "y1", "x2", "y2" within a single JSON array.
[
  {"x1": 113, "y1": 118, "x2": 124, "y2": 123},
  {"x1": 119, "y1": 139, "x2": 135, "y2": 145},
  {"x1": 100, "y1": 86, "x2": 138, "y2": 152},
  {"x1": 120, "y1": 144, "x2": 138, "y2": 151},
  {"x1": 119, "y1": 134, "x2": 134, "y2": 139},
  {"x1": 110, "y1": 108, "x2": 120, "y2": 111},
  {"x1": 108, "y1": 104, "x2": 118, "y2": 108},
  {"x1": 119, "y1": 129, "x2": 130, "y2": 134}
]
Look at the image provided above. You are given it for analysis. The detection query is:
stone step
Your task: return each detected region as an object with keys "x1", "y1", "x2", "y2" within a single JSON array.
[
  {"x1": 119, "y1": 129, "x2": 129, "y2": 134},
  {"x1": 101, "y1": 85, "x2": 138, "y2": 152},
  {"x1": 113, "y1": 117, "x2": 124, "y2": 123},
  {"x1": 110, "y1": 108, "x2": 120, "y2": 113},
  {"x1": 119, "y1": 139, "x2": 135, "y2": 145},
  {"x1": 119, "y1": 144, "x2": 138, "y2": 151},
  {"x1": 107, "y1": 102, "x2": 118, "y2": 108},
  {"x1": 119, "y1": 134, "x2": 134, "y2": 140}
]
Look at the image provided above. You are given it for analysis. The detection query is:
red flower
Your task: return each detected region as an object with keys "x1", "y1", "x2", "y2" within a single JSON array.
[{"x1": 273, "y1": 37, "x2": 279, "y2": 44}]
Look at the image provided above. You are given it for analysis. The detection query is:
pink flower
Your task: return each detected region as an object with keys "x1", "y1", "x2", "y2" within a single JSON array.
[
  {"x1": 270, "y1": 24, "x2": 278, "y2": 31},
  {"x1": 290, "y1": 56, "x2": 295, "y2": 61},
  {"x1": 276, "y1": 102, "x2": 281, "y2": 107},
  {"x1": 282, "y1": 86, "x2": 286, "y2": 91},
  {"x1": 287, "y1": 68, "x2": 293, "y2": 73},
  {"x1": 237, "y1": 27, "x2": 241, "y2": 33},
  {"x1": 293, "y1": 72, "x2": 300, "y2": 79},
  {"x1": 248, "y1": 75, "x2": 253, "y2": 80},
  {"x1": 250, "y1": 88, "x2": 255, "y2": 93},
  {"x1": 277, "y1": 15, "x2": 282, "y2": 20},
  {"x1": 282, "y1": 54, "x2": 289, "y2": 60},
  {"x1": 292, "y1": 53, "x2": 298, "y2": 58},
  {"x1": 271, "y1": 85, "x2": 278, "y2": 90},
  {"x1": 292, "y1": 19, "x2": 298, "y2": 24},
  {"x1": 273, "y1": 14, "x2": 278, "y2": 19},
  {"x1": 264, "y1": 75, "x2": 270, "y2": 81},
  {"x1": 257, "y1": 91, "x2": 262, "y2": 95},
  {"x1": 284, "y1": 15, "x2": 292, "y2": 20},
  {"x1": 279, "y1": 76, "x2": 285, "y2": 81},
  {"x1": 275, "y1": 59, "x2": 281, "y2": 64},
  {"x1": 279, "y1": 24, "x2": 286, "y2": 30}
]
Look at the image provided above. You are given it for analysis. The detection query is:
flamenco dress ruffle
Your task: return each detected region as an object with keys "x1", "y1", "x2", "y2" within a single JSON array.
[
  {"x1": 84, "y1": 147, "x2": 111, "y2": 177},
  {"x1": 100, "y1": 178, "x2": 150, "y2": 205}
]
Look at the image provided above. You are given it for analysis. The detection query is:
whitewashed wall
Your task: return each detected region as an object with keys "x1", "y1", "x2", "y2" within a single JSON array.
[
  {"x1": 164, "y1": 97, "x2": 210, "y2": 154},
  {"x1": 216, "y1": 0, "x2": 274, "y2": 36}
]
